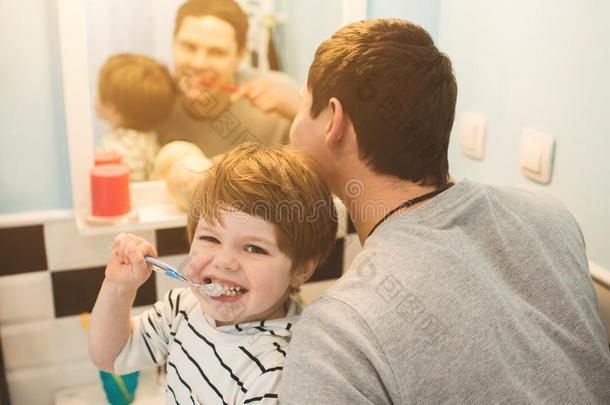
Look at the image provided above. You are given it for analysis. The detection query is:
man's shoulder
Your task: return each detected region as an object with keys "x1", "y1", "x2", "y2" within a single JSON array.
[
  {"x1": 302, "y1": 249, "x2": 405, "y2": 327},
  {"x1": 470, "y1": 180, "x2": 571, "y2": 217},
  {"x1": 419, "y1": 179, "x2": 582, "y2": 242},
  {"x1": 476, "y1": 181, "x2": 584, "y2": 241}
]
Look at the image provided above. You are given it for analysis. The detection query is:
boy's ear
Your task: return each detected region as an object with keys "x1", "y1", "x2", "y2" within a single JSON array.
[
  {"x1": 96, "y1": 99, "x2": 123, "y2": 127},
  {"x1": 290, "y1": 260, "x2": 318, "y2": 288}
]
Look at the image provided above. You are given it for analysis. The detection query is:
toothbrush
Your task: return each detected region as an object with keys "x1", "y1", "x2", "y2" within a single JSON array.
[
  {"x1": 107, "y1": 244, "x2": 224, "y2": 297},
  {"x1": 144, "y1": 256, "x2": 223, "y2": 297},
  {"x1": 199, "y1": 77, "x2": 238, "y2": 94}
]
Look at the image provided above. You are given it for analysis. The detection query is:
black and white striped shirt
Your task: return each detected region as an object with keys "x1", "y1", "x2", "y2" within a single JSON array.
[{"x1": 114, "y1": 288, "x2": 301, "y2": 404}]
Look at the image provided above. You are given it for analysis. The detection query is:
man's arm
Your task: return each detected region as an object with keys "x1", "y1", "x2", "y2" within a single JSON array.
[{"x1": 279, "y1": 296, "x2": 396, "y2": 404}]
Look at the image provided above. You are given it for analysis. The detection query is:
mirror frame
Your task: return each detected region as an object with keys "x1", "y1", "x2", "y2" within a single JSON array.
[{"x1": 57, "y1": 0, "x2": 367, "y2": 232}]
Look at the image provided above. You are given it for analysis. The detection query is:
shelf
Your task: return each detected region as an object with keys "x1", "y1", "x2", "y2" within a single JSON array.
[
  {"x1": 74, "y1": 181, "x2": 349, "y2": 237},
  {"x1": 75, "y1": 180, "x2": 187, "y2": 236}
]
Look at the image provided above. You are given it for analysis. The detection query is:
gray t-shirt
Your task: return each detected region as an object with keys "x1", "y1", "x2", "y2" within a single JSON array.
[
  {"x1": 159, "y1": 69, "x2": 293, "y2": 157},
  {"x1": 280, "y1": 179, "x2": 610, "y2": 404}
]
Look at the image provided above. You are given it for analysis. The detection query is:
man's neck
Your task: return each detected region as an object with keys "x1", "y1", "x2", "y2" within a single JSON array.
[{"x1": 335, "y1": 172, "x2": 443, "y2": 244}]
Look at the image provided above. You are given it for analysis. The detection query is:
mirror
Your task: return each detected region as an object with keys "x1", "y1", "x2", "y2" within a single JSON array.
[
  {"x1": 57, "y1": 0, "x2": 366, "y2": 231},
  {"x1": 86, "y1": 0, "x2": 294, "y2": 183}
]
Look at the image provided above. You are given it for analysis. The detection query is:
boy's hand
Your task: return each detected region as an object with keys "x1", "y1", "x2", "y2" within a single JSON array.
[{"x1": 106, "y1": 233, "x2": 158, "y2": 292}]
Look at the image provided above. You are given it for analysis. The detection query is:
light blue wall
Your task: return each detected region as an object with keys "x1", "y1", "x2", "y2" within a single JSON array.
[
  {"x1": 0, "y1": 0, "x2": 72, "y2": 213},
  {"x1": 276, "y1": 0, "x2": 344, "y2": 84},
  {"x1": 279, "y1": 0, "x2": 442, "y2": 83},
  {"x1": 367, "y1": 0, "x2": 441, "y2": 40},
  {"x1": 439, "y1": 0, "x2": 610, "y2": 269}
]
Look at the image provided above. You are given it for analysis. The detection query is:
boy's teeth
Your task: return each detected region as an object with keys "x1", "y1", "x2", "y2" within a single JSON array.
[
  {"x1": 223, "y1": 286, "x2": 243, "y2": 296},
  {"x1": 208, "y1": 279, "x2": 244, "y2": 296}
]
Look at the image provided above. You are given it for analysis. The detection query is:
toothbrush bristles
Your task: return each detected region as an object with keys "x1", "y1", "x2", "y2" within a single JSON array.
[{"x1": 202, "y1": 282, "x2": 223, "y2": 297}]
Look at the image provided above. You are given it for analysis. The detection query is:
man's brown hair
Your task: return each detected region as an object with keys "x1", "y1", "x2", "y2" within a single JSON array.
[
  {"x1": 187, "y1": 144, "x2": 338, "y2": 276},
  {"x1": 308, "y1": 19, "x2": 458, "y2": 187},
  {"x1": 174, "y1": 0, "x2": 249, "y2": 51},
  {"x1": 98, "y1": 53, "x2": 175, "y2": 131}
]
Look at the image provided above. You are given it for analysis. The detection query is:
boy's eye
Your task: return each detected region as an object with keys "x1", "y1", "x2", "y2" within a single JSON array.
[
  {"x1": 198, "y1": 235, "x2": 219, "y2": 243},
  {"x1": 245, "y1": 245, "x2": 268, "y2": 255}
]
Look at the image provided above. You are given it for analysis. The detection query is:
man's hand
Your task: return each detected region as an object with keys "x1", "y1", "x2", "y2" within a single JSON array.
[{"x1": 231, "y1": 76, "x2": 300, "y2": 119}]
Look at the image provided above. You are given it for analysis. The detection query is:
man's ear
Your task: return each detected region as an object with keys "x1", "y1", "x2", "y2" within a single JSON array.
[
  {"x1": 290, "y1": 260, "x2": 318, "y2": 288},
  {"x1": 324, "y1": 97, "x2": 355, "y2": 152},
  {"x1": 237, "y1": 46, "x2": 248, "y2": 64}
]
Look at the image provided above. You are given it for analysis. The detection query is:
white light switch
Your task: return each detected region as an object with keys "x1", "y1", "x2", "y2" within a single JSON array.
[
  {"x1": 519, "y1": 128, "x2": 555, "y2": 184},
  {"x1": 459, "y1": 112, "x2": 486, "y2": 160}
]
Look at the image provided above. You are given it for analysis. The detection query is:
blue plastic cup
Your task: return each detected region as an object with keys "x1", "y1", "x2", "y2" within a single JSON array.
[{"x1": 98, "y1": 370, "x2": 139, "y2": 405}]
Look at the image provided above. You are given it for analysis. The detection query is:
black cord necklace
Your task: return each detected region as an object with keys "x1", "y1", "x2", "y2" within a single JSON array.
[{"x1": 367, "y1": 182, "x2": 454, "y2": 238}]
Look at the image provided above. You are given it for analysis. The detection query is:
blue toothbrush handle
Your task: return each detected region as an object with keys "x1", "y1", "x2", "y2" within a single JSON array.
[
  {"x1": 143, "y1": 256, "x2": 218, "y2": 296},
  {"x1": 144, "y1": 256, "x2": 196, "y2": 286}
]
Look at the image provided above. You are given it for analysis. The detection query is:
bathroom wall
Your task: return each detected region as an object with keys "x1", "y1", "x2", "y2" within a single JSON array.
[
  {"x1": 368, "y1": 0, "x2": 441, "y2": 40},
  {"x1": 279, "y1": 0, "x2": 442, "y2": 84},
  {"x1": 276, "y1": 0, "x2": 345, "y2": 84},
  {"x1": 438, "y1": 0, "x2": 610, "y2": 271},
  {"x1": 366, "y1": 0, "x2": 610, "y2": 271},
  {"x1": 0, "y1": 0, "x2": 72, "y2": 214}
]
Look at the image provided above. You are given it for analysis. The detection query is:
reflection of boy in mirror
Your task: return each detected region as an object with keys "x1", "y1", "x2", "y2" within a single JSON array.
[
  {"x1": 159, "y1": 0, "x2": 300, "y2": 158},
  {"x1": 96, "y1": 54, "x2": 175, "y2": 182}
]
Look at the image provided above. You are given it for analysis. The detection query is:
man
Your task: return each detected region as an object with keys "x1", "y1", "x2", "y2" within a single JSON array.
[
  {"x1": 280, "y1": 18, "x2": 610, "y2": 403},
  {"x1": 159, "y1": 0, "x2": 299, "y2": 157}
]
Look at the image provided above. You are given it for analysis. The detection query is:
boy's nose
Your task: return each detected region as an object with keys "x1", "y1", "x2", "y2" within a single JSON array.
[{"x1": 213, "y1": 253, "x2": 238, "y2": 272}]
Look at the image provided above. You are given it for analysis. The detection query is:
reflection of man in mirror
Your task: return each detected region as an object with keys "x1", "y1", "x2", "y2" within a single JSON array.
[{"x1": 158, "y1": 0, "x2": 299, "y2": 157}]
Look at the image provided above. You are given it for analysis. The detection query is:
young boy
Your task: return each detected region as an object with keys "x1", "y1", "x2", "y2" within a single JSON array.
[
  {"x1": 96, "y1": 53, "x2": 175, "y2": 181},
  {"x1": 89, "y1": 144, "x2": 338, "y2": 404}
]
